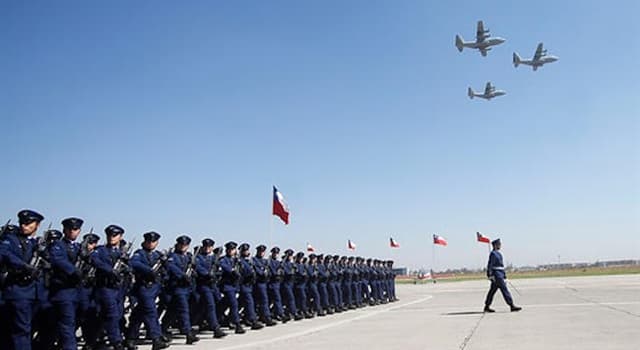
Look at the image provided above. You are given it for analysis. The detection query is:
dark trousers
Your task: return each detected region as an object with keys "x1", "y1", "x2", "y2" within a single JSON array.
[
  {"x1": 54, "y1": 300, "x2": 78, "y2": 350},
  {"x1": 485, "y1": 277, "x2": 514, "y2": 307}
]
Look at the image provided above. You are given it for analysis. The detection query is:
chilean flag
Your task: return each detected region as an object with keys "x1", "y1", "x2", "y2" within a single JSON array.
[
  {"x1": 433, "y1": 234, "x2": 447, "y2": 246},
  {"x1": 306, "y1": 243, "x2": 315, "y2": 252},
  {"x1": 347, "y1": 239, "x2": 356, "y2": 250},
  {"x1": 272, "y1": 186, "x2": 289, "y2": 225},
  {"x1": 476, "y1": 232, "x2": 491, "y2": 244},
  {"x1": 390, "y1": 237, "x2": 400, "y2": 248}
]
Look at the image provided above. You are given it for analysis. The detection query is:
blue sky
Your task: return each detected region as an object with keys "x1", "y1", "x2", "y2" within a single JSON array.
[{"x1": 1, "y1": 1, "x2": 638, "y2": 270}]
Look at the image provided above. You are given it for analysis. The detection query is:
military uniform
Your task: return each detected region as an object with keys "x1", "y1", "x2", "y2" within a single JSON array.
[
  {"x1": 267, "y1": 247, "x2": 288, "y2": 322},
  {"x1": 219, "y1": 241, "x2": 245, "y2": 334},
  {"x1": 193, "y1": 238, "x2": 227, "y2": 338},
  {"x1": 484, "y1": 239, "x2": 521, "y2": 312},
  {"x1": 237, "y1": 243, "x2": 264, "y2": 329},
  {"x1": 252, "y1": 245, "x2": 276, "y2": 326}
]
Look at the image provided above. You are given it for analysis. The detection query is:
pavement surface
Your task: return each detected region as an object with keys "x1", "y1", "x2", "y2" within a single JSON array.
[{"x1": 151, "y1": 275, "x2": 640, "y2": 350}]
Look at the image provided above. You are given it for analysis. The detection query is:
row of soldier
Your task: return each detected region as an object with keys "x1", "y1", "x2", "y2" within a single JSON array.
[{"x1": 0, "y1": 210, "x2": 399, "y2": 350}]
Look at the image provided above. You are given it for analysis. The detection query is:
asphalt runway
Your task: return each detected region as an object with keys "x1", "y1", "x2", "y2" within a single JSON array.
[{"x1": 156, "y1": 275, "x2": 640, "y2": 350}]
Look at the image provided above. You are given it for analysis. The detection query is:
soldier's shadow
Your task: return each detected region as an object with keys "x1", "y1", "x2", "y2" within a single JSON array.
[{"x1": 442, "y1": 311, "x2": 486, "y2": 316}]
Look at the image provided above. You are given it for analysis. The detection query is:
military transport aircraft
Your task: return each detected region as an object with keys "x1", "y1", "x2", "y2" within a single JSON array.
[
  {"x1": 455, "y1": 20, "x2": 506, "y2": 57},
  {"x1": 513, "y1": 42, "x2": 559, "y2": 71},
  {"x1": 468, "y1": 82, "x2": 506, "y2": 100}
]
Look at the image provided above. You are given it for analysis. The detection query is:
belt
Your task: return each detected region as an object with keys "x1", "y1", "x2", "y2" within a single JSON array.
[{"x1": 492, "y1": 267, "x2": 505, "y2": 270}]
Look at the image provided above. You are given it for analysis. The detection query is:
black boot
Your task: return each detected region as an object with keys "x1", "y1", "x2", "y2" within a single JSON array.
[
  {"x1": 251, "y1": 321, "x2": 264, "y2": 330},
  {"x1": 281, "y1": 314, "x2": 291, "y2": 323},
  {"x1": 213, "y1": 326, "x2": 227, "y2": 338},
  {"x1": 124, "y1": 339, "x2": 137, "y2": 350},
  {"x1": 293, "y1": 313, "x2": 304, "y2": 321},
  {"x1": 186, "y1": 331, "x2": 200, "y2": 345},
  {"x1": 235, "y1": 323, "x2": 246, "y2": 334},
  {"x1": 510, "y1": 305, "x2": 522, "y2": 312},
  {"x1": 112, "y1": 343, "x2": 125, "y2": 350},
  {"x1": 151, "y1": 338, "x2": 170, "y2": 350},
  {"x1": 484, "y1": 305, "x2": 496, "y2": 313}
]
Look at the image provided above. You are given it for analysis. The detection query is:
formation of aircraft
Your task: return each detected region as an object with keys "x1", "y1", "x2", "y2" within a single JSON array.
[
  {"x1": 456, "y1": 20, "x2": 558, "y2": 100},
  {"x1": 513, "y1": 42, "x2": 559, "y2": 71},
  {"x1": 468, "y1": 82, "x2": 506, "y2": 100}
]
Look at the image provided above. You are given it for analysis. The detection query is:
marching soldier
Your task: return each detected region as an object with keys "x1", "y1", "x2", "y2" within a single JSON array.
[
  {"x1": 125, "y1": 231, "x2": 170, "y2": 350},
  {"x1": 193, "y1": 238, "x2": 227, "y2": 339},
  {"x1": 253, "y1": 244, "x2": 276, "y2": 326},
  {"x1": 267, "y1": 247, "x2": 289, "y2": 322},
  {"x1": 484, "y1": 239, "x2": 522, "y2": 313},
  {"x1": 0, "y1": 210, "x2": 44, "y2": 350},
  {"x1": 219, "y1": 241, "x2": 245, "y2": 334},
  {"x1": 237, "y1": 243, "x2": 264, "y2": 330},
  {"x1": 32, "y1": 228, "x2": 59, "y2": 350},
  {"x1": 49, "y1": 217, "x2": 84, "y2": 350},
  {"x1": 280, "y1": 249, "x2": 302, "y2": 320},
  {"x1": 306, "y1": 254, "x2": 324, "y2": 316},
  {"x1": 294, "y1": 252, "x2": 311, "y2": 318},
  {"x1": 316, "y1": 254, "x2": 332, "y2": 314},
  {"x1": 77, "y1": 232, "x2": 100, "y2": 350},
  {"x1": 162, "y1": 235, "x2": 200, "y2": 344},
  {"x1": 91, "y1": 224, "x2": 127, "y2": 349}
]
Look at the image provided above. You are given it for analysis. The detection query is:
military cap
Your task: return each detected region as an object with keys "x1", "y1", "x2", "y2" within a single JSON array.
[
  {"x1": 366, "y1": 258, "x2": 372, "y2": 263},
  {"x1": 143, "y1": 231, "x2": 161, "y2": 242},
  {"x1": 1, "y1": 224, "x2": 21, "y2": 236},
  {"x1": 295, "y1": 251, "x2": 305, "y2": 259},
  {"x1": 213, "y1": 247, "x2": 222, "y2": 255},
  {"x1": 239, "y1": 243, "x2": 250, "y2": 252},
  {"x1": 61, "y1": 217, "x2": 84, "y2": 230},
  {"x1": 44, "y1": 229, "x2": 63, "y2": 242},
  {"x1": 324, "y1": 255, "x2": 332, "y2": 261},
  {"x1": 308, "y1": 253, "x2": 317, "y2": 259},
  {"x1": 373, "y1": 259, "x2": 380, "y2": 264},
  {"x1": 317, "y1": 254, "x2": 324, "y2": 260},
  {"x1": 202, "y1": 238, "x2": 215, "y2": 247},
  {"x1": 332, "y1": 255, "x2": 340, "y2": 261},
  {"x1": 491, "y1": 238, "x2": 501, "y2": 246},
  {"x1": 105, "y1": 224, "x2": 124, "y2": 237},
  {"x1": 348, "y1": 256, "x2": 355, "y2": 261},
  {"x1": 83, "y1": 233, "x2": 100, "y2": 244},
  {"x1": 256, "y1": 244, "x2": 267, "y2": 253},
  {"x1": 18, "y1": 209, "x2": 44, "y2": 225},
  {"x1": 225, "y1": 241, "x2": 238, "y2": 250},
  {"x1": 283, "y1": 248, "x2": 294, "y2": 256},
  {"x1": 270, "y1": 246, "x2": 281, "y2": 254},
  {"x1": 176, "y1": 235, "x2": 191, "y2": 245}
]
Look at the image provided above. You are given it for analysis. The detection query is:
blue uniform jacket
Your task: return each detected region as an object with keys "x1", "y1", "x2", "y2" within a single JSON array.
[
  {"x1": 165, "y1": 251, "x2": 191, "y2": 292},
  {"x1": 252, "y1": 256, "x2": 269, "y2": 283},
  {"x1": 219, "y1": 255, "x2": 240, "y2": 286},
  {"x1": 92, "y1": 244, "x2": 121, "y2": 288},
  {"x1": 49, "y1": 238, "x2": 80, "y2": 301},
  {"x1": 129, "y1": 248, "x2": 160, "y2": 287},
  {"x1": 487, "y1": 250, "x2": 506, "y2": 279},
  {"x1": 0, "y1": 232, "x2": 36, "y2": 300}
]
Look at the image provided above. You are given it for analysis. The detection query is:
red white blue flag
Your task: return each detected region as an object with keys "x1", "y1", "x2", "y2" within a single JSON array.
[
  {"x1": 272, "y1": 186, "x2": 289, "y2": 225},
  {"x1": 348, "y1": 239, "x2": 356, "y2": 250},
  {"x1": 476, "y1": 232, "x2": 491, "y2": 244},
  {"x1": 433, "y1": 234, "x2": 447, "y2": 246},
  {"x1": 390, "y1": 237, "x2": 400, "y2": 248}
]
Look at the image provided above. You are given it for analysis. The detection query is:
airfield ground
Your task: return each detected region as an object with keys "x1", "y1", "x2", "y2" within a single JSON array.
[{"x1": 147, "y1": 274, "x2": 640, "y2": 350}]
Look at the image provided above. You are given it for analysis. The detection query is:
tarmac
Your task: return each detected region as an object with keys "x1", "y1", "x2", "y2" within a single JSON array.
[{"x1": 153, "y1": 274, "x2": 640, "y2": 350}]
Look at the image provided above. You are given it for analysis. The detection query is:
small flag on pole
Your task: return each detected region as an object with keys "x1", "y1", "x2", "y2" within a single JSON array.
[
  {"x1": 476, "y1": 232, "x2": 490, "y2": 244},
  {"x1": 390, "y1": 237, "x2": 400, "y2": 248},
  {"x1": 272, "y1": 186, "x2": 290, "y2": 225},
  {"x1": 433, "y1": 234, "x2": 447, "y2": 246},
  {"x1": 347, "y1": 239, "x2": 356, "y2": 250},
  {"x1": 306, "y1": 243, "x2": 315, "y2": 252}
]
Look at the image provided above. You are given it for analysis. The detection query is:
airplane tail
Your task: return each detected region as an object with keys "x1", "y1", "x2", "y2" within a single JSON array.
[
  {"x1": 455, "y1": 35, "x2": 464, "y2": 52},
  {"x1": 468, "y1": 87, "x2": 474, "y2": 99},
  {"x1": 513, "y1": 52, "x2": 521, "y2": 67}
]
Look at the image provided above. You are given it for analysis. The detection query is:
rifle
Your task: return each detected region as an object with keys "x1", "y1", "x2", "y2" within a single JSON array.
[
  {"x1": 113, "y1": 239, "x2": 135, "y2": 274},
  {"x1": 0, "y1": 219, "x2": 10, "y2": 237},
  {"x1": 184, "y1": 246, "x2": 201, "y2": 279}
]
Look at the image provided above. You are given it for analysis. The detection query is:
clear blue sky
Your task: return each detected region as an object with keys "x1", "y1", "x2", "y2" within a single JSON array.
[{"x1": 1, "y1": 1, "x2": 638, "y2": 270}]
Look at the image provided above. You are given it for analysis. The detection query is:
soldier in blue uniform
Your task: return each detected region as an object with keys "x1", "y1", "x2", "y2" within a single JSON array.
[
  {"x1": 0, "y1": 209, "x2": 44, "y2": 350},
  {"x1": 77, "y1": 232, "x2": 100, "y2": 350},
  {"x1": 91, "y1": 224, "x2": 127, "y2": 349},
  {"x1": 351, "y1": 257, "x2": 362, "y2": 307},
  {"x1": 266, "y1": 247, "x2": 289, "y2": 323},
  {"x1": 484, "y1": 239, "x2": 522, "y2": 313},
  {"x1": 49, "y1": 217, "x2": 84, "y2": 350},
  {"x1": 316, "y1": 254, "x2": 332, "y2": 314},
  {"x1": 193, "y1": 238, "x2": 227, "y2": 338},
  {"x1": 237, "y1": 243, "x2": 264, "y2": 330},
  {"x1": 161, "y1": 235, "x2": 200, "y2": 344},
  {"x1": 331, "y1": 255, "x2": 344, "y2": 312},
  {"x1": 252, "y1": 244, "x2": 276, "y2": 326},
  {"x1": 306, "y1": 254, "x2": 324, "y2": 316},
  {"x1": 125, "y1": 231, "x2": 170, "y2": 350},
  {"x1": 218, "y1": 241, "x2": 246, "y2": 334},
  {"x1": 280, "y1": 249, "x2": 302, "y2": 320},
  {"x1": 294, "y1": 252, "x2": 312, "y2": 318},
  {"x1": 32, "y1": 228, "x2": 59, "y2": 350},
  {"x1": 342, "y1": 256, "x2": 355, "y2": 309}
]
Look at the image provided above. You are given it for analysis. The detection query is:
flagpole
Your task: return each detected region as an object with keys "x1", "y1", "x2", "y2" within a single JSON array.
[
  {"x1": 431, "y1": 237, "x2": 436, "y2": 282},
  {"x1": 269, "y1": 213, "x2": 274, "y2": 248}
]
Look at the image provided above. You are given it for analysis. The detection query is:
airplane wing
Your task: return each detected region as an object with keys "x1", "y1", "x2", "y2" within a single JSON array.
[
  {"x1": 533, "y1": 42, "x2": 544, "y2": 61},
  {"x1": 476, "y1": 20, "x2": 487, "y2": 42},
  {"x1": 484, "y1": 82, "x2": 492, "y2": 95},
  {"x1": 480, "y1": 48, "x2": 487, "y2": 57}
]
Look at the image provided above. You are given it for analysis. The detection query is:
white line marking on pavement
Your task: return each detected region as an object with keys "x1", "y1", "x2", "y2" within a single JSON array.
[{"x1": 214, "y1": 296, "x2": 434, "y2": 350}]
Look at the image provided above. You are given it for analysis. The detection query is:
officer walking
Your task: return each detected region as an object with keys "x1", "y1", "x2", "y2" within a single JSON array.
[
  {"x1": 48, "y1": 217, "x2": 84, "y2": 350},
  {"x1": 0, "y1": 209, "x2": 44, "y2": 350},
  {"x1": 266, "y1": 247, "x2": 289, "y2": 323},
  {"x1": 218, "y1": 241, "x2": 245, "y2": 334},
  {"x1": 125, "y1": 231, "x2": 170, "y2": 350},
  {"x1": 77, "y1": 232, "x2": 101, "y2": 350},
  {"x1": 484, "y1": 239, "x2": 522, "y2": 313},
  {"x1": 252, "y1": 244, "x2": 276, "y2": 326},
  {"x1": 91, "y1": 224, "x2": 127, "y2": 349},
  {"x1": 237, "y1": 243, "x2": 264, "y2": 330},
  {"x1": 194, "y1": 238, "x2": 227, "y2": 339}
]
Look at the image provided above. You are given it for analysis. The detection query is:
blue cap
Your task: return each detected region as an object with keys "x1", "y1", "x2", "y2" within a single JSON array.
[
  {"x1": 225, "y1": 241, "x2": 238, "y2": 250},
  {"x1": 143, "y1": 231, "x2": 161, "y2": 242},
  {"x1": 239, "y1": 243, "x2": 250, "y2": 252},
  {"x1": 256, "y1": 244, "x2": 267, "y2": 253},
  {"x1": 202, "y1": 238, "x2": 215, "y2": 247},
  {"x1": 270, "y1": 246, "x2": 280, "y2": 254},
  {"x1": 176, "y1": 235, "x2": 191, "y2": 245},
  {"x1": 83, "y1": 233, "x2": 100, "y2": 244},
  {"x1": 44, "y1": 229, "x2": 63, "y2": 242},
  {"x1": 491, "y1": 238, "x2": 501, "y2": 246},
  {"x1": 105, "y1": 224, "x2": 124, "y2": 237},
  {"x1": 18, "y1": 209, "x2": 44, "y2": 225},
  {"x1": 61, "y1": 217, "x2": 84, "y2": 230}
]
